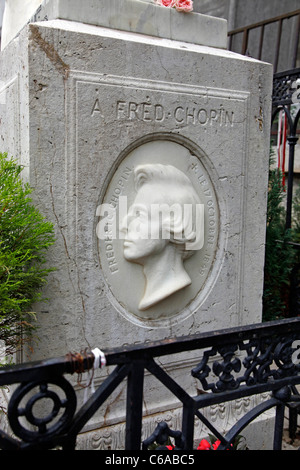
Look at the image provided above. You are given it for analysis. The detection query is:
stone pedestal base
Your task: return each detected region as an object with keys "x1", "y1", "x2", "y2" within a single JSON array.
[{"x1": 76, "y1": 399, "x2": 275, "y2": 451}]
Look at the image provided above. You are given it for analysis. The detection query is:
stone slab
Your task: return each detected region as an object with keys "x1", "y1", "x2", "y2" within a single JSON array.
[
  {"x1": 0, "y1": 17, "x2": 273, "y2": 447},
  {"x1": 1, "y1": 0, "x2": 228, "y2": 51}
]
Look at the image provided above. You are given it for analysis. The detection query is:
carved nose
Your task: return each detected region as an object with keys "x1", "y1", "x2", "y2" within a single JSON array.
[{"x1": 119, "y1": 215, "x2": 129, "y2": 234}]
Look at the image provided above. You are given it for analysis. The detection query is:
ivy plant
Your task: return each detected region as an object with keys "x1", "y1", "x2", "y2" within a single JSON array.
[{"x1": 0, "y1": 153, "x2": 55, "y2": 358}]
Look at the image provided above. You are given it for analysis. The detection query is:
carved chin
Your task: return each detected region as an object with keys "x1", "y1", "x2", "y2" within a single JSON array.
[{"x1": 123, "y1": 245, "x2": 142, "y2": 263}]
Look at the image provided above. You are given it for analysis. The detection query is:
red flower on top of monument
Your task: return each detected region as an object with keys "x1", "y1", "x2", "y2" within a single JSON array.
[
  {"x1": 174, "y1": 0, "x2": 193, "y2": 12},
  {"x1": 154, "y1": 0, "x2": 176, "y2": 7},
  {"x1": 155, "y1": 0, "x2": 176, "y2": 6},
  {"x1": 154, "y1": 0, "x2": 193, "y2": 12}
]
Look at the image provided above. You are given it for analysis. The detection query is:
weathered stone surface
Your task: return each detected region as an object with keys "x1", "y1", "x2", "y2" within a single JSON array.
[
  {"x1": 1, "y1": 0, "x2": 228, "y2": 51},
  {"x1": 0, "y1": 3, "x2": 273, "y2": 446},
  {"x1": 0, "y1": 17, "x2": 272, "y2": 358}
]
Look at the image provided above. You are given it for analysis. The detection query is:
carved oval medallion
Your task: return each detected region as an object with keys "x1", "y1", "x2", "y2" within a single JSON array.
[{"x1": 97, "y1": 136, "x2": 220, "y2": 328}]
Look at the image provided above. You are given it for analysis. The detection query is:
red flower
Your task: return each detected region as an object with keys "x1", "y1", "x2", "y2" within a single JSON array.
[
  {"x1": 197, "y1": 439, "x2": 211, "y2": 450},
  {"x1": 175, "y1": 0, "x2": 193, "y2": 12},
  {"x1": 154, "y1": 0, "x2": 193, "y2": 12},
  {"x1": 166, "y1": 444, "x2": 175, "y2": 450},
  {"x1": 154, "y1": 0, "x2": 176, "y2": 6},
  {"x1": 212, "y1": 440, "x2": 221, "y2": 450},
  {"x1": 197, "y1": 438, "x2": 236, "y2": 450}
]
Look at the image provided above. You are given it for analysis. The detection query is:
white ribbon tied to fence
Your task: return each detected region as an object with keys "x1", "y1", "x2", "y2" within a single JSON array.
[{"x1": 83, "y1": 348, "x2": 106, "y2": 404}]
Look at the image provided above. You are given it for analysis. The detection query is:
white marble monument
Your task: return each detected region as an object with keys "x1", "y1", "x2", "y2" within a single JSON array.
[{"x1": 0, "y1": 0, "x2": 273, "y2": 449}]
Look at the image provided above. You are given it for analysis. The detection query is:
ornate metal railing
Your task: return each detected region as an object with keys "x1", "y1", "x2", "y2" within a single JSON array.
[
  {"x1": 272, "y1": 67, "x2": 300, "y2": 107},
  {"x1": 271, "y1": 69, "x2": 300, "y2": 230},
  {"x1": 1, "y1": 317, "x2": 300, "y2": 450}
]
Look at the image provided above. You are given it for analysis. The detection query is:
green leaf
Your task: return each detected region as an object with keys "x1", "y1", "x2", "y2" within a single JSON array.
[{"x1": 0, "y1": 153, "x2": 55, "y2": 357}]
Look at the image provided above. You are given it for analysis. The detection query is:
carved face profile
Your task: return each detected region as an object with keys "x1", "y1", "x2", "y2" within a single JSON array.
[{"x1": 121, "y1": 164, "x2": 204, "y2": 311}]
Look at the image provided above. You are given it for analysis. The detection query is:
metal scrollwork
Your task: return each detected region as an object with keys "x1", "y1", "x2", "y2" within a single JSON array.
[
  {"x1": 142, "y1": 421, "x2": 185, "y2": 450},
  {"x1": 212, "y1": 344, "x2": 241, "y2": 392},
  {"x1": 273, "y1": 335, "x2": 300, "y2": 377},
  {"x1": 1, "y1": 317, "x2": 300, "y2": 450},
  {"x1": 272, "y1": 68, "x2": 300, "y2": 107},
  {"x1": 241, "y1": 337, "x2": 276, "y2": 385},
  {"x1": 192, "y1": 344, "x2": 243, "y2": 393},
  {"x1": 8, "y1": 376, "x2": 77, "y2": 444},
  {"x1": 192, "y1": 334, "x2": 300, "y2": 393}
]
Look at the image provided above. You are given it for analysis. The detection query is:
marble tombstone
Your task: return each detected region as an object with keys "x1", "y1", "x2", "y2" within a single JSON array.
[{"x1": 0, "y1": 0, "x2": 273, "y2": 449}]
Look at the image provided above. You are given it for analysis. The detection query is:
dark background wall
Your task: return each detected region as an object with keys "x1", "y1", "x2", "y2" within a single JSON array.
[{"x1": 193, "y1": 0, "x2": 300, "y2": 71}]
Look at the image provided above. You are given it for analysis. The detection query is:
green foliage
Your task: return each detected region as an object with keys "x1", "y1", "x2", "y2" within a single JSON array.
[
  {"x1": 262, "y1": 152, "x2": 299, "y2": 321},
  {"x1": 292, "y1": 185, "x2": 300, "y2": 244},
  {"x1": 0, "y1": 153, "x2": 55, "y2": 357}
]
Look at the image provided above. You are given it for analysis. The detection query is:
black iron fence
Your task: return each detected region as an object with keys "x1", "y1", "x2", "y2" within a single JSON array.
[
  {"x1": 1, "y1": 318, "x2": 300, "y2": 450},
  {"x1": 272, "y1": 67, "x2": 300, "y2": 230},
  {"x1": 271, "y1": 69, "x2": 300, "y2": 319},
  {"x1": 228, "y1": 9, "x2": 300, "y2": 73}
]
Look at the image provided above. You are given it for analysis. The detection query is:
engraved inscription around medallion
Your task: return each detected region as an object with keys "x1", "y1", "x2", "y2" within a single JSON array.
[{"x1": 97, "y1": 139, "x2": 219, "y2": 327}]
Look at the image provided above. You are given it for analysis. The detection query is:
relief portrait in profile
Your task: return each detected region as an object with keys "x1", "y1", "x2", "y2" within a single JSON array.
[{"x1": 121, "y1": 164, "x2": 204, "y2": 311}]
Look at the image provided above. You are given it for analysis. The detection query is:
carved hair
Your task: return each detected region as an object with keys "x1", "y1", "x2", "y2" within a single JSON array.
[{"x1": 134, "y1": 164, "x2": 203, "y2": 258}]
